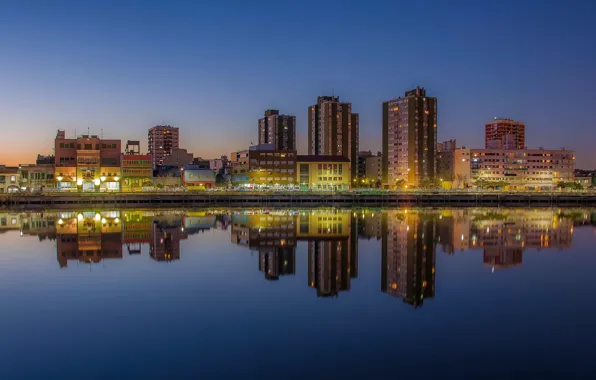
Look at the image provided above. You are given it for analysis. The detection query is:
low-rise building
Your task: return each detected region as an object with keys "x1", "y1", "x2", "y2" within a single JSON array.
[
  {"x1": 469, "y1": 148, "x2": 575, "y2": 190},
  {"x1": 0, "y1": 166, "x2": 20, "y2": 193},
  {"x1": 231, "y1": 145, "x2": 297, "y2": 190},
  {"x1": 122, "y1": 154, "x2": 153, "y2": 192},
  {"x1": 297, "y1": 155, "x2": 351, "y2": 191},
  {"x1": 18, "y1": 164, "x2": 55, "y2": 192},
  {"x1": 182, "y1": 165, "x2": 216, "y2": 190},
  {"x1": 54, "y1": 130, "x2": 121, "y2": 192}
]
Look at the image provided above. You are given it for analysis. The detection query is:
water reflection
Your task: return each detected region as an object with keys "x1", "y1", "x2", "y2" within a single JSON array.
[{"x1": 4, "y1": 208, "x2": 595, "y2": 306}]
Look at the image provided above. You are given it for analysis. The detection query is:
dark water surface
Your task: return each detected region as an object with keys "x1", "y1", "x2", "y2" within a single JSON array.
[{"x1": 1, "y1": 208, "x2": 595, "y2": 379}]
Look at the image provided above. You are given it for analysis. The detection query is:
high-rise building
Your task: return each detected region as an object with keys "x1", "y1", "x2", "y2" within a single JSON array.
[
  {"x1": 485, "y1": 118, "x2": 525, "y2": 149},
  {"x1": 383, "y1": 87, "x2": 437, "y2": 187},
  {"x1": 437, "y1": 139, "x2": 456, "y2": 152},
  {"x1": 148, "y1": 125, "x2": 179, "y2": 169},
  {"x1": 308, "y1": 96, "x2": 359, "y2": 179},
  {"x1": 258, "y1": 110, "x2": 296, "y2": 151}
]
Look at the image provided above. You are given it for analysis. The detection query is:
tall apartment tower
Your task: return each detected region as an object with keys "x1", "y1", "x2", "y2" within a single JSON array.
[
  {"x1": 258, "y1": 110, "x2": 296, "y2": 150},
  {"x1": 148, "y1": 125, "x2": 179, "y2": 169},
  {"x1": 382, "y1": 87, "x2": 437, "y2": 187},
  {"x1": 485, "y1": 118, "x2": 525, "y2": 149},
  {"x1": 308, "y1": 96, "x2": 359, "y2": 178}
]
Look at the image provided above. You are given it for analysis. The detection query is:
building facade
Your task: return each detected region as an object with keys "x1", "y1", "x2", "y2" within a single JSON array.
[
  {"x1": 258, "y1": 109, "x2": 296, "y2": 151},
  {"x1": 357, "y1": 151, "x2": 373, "y2": 180},
  {"x1": 383, "y1": 87, "x2": 437, "y2": 187},
  {"x1": 230, "y1": 145, "x2": 297, "y2": 189},
  {"x1": 0, "y1": 166, "x2": 20, "y2": 193},
  {"x1": 364, "y1": 154, "x2": 382, "y2": 186},
  {"x1": 485, "y1": 118, "x2": 525, "y2": 149},
  {"x1": 468, "y1": 148, "x2": 575, "y2": 190},
  {"x1": 182, "y1": 166, "x2": 216, "y2": 190},
  {"x1": 54, "y1": 130, "x2": 121, "y2": 192},
  {"x1": 308, "y1": 96, "x2": 359, "y2": 179},
  {"x1": 121, "y1": 154, "x2": 152, "y2": 192},
  {"x1": 18, "y1": 164, "x2": 55, "y2": 192},
  {"x1": 297, "y1": 155, "x2": 351, "y2": 191},
  {"x1": 148, "y1": 125, "x2": 179, "y2": 169}
]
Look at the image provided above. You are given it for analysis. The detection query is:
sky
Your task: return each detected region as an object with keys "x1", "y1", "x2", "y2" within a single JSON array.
[{"x1": 1, "y1": 0, "x2": 595, "y2": 167}]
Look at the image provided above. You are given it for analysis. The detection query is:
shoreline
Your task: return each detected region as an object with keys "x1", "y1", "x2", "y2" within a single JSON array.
[{"x1": 2, "y1": 192, "x2": 596, "y2": 209}]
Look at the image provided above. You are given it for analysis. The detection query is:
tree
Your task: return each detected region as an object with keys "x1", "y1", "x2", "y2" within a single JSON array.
[
  {"x1": 394, "y1": 179, "x2": 406, "y2": 190},
  {"x1": 454, "y1": 174, "x2": 467, "y2": 189}
]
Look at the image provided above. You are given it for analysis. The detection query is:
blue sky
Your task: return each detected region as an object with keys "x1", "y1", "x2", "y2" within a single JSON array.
[{"x1": 1, "y1": 0, "x2": 595, "y2": 166}]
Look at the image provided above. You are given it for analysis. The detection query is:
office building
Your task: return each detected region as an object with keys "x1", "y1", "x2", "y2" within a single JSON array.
[
  {"x1": 148, "y1": 125, "x2": 179, "y2": 169},
  {"x1": 54, "y1": 130, "x2": 121, "y2": 192},
  {"x1": 308, "y1": 96, "x2": 359, "y2": 178},
  {"x1": 258, "y1": 109, "x2": 296, "y2": 151},
  {"x1": 485, "y1": 118, "x2": 525, "y2": 149},
  {"x1": 296, "y1": 155, "x2": 351, "y2": 191},
  {"x1": 383, "y1": 87, "x2": 437, "y2": 187}
]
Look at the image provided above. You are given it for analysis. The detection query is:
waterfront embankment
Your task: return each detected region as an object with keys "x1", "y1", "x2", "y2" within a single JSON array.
[{"x1": 2, "y1": 191, "x2": 596, "y2": 209}]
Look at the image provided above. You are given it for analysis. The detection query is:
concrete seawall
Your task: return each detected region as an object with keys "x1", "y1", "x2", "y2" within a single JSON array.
[{"x1": 2, "y1": 192, "x2": 596, "y2": 209}]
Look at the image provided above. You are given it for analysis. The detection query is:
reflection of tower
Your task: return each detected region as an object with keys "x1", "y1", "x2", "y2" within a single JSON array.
[
  {"x1": 381, "y1": 211, "x2": 436, "y2": 308},
  {"x1": 298, "y1": 210, "x2": 357, "y2": 298},
  {"x1": 259, "y1": 247, "x2": 296, "y2": 280},
  {"x1": 151, "y1": 220, "x2": 184, "y2": 262},
  {"x1": 308, "y1": 239, "x2": 352, "y2": 297}
]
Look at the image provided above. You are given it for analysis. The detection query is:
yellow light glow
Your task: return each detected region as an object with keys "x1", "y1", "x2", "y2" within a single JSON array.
[
  {"x1": 77, "y1": 214, "x2": 83, "y2": 221},
  {"x1": 94, "y1": 179, "x2": 100, "y2": 186},
  {"x1": 77, "y1": 179, "x2": 83, "y2": 186},
  {"x1": 94, "y1": 213, "x2": 101, "y2": 221}
]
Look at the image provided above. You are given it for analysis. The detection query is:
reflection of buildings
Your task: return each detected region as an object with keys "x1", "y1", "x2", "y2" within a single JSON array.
[
  {"x1": 381, "y1": 211, "x2": 436, "y2": 308},
  {"x1": 20, "y1": 212, "x2": 57, "y2": 241},
  {"x1": 122, "y1": 211, "x2": 154, "y2": 254},
  {"x1": 0, "y1": 212, "x2": 22, "y2": 233},
  {"x1": 151, "y1": 217, "x2": 185, "y2": 262},
  {"x1": 56, "y1": 211, "x2": 123, "y2": 268},
  {"x1": 298, "y1": 210, "x2": 358, "y2": 297},
  {"x1": 357, "y1": 210, "x2": 382, "y2": 240},
  {"x1": 470, "y1": 210, "x2": 573, "y2": 270},
  {"x1": 231, "y1": 213, "x2": 297, "y2": 281}
]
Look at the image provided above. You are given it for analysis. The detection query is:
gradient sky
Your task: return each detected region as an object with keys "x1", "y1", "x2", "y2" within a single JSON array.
[{"x1": 1, "y1": 0, "x2": 595, "y2": 167}]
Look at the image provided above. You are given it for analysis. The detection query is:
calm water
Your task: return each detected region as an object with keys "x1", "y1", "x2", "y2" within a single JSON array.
[{"x1": 1, "y1": 208, "x2": 595, "y2": 379}]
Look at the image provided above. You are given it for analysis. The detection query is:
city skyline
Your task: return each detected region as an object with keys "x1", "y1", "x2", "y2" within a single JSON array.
[{"x1": 1, "y1": 1, "x2": 595, "y2": 167}]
